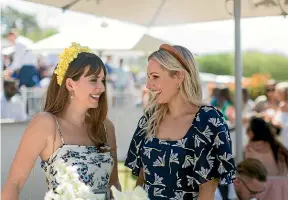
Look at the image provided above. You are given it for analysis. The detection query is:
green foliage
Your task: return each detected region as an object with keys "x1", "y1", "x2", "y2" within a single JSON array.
[
  {"x1": 247, "y1": 84, "x2": 266, "y2": 100},
  {"x1": 196, "y1": 52, "x2": 288, "y2": 81},
  {"x1": 196, "y1": 53, "x2": 234, "y2": 75},
  {"x1": 25, "y1": 28, "x2": 58, "y2": 42},
  {"x1": 1, "y1": 6, "x2": 58, "y2": 42}
]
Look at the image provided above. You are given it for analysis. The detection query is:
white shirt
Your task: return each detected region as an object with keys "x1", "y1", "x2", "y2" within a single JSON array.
[
  {"x1": 274, "y1": 111, "x2": 288, "y2": 148},
  {"x1": 9, "y1": 39, "x2": 36, "y2": 70}
]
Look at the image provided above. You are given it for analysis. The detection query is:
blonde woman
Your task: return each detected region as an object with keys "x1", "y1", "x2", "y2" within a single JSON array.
[
  {"x1": 125, "y1": 44, "x2": 236, "y2": 200},
  {"x1": 2, "y1": 43, "x2": 121, "y2": 200}
]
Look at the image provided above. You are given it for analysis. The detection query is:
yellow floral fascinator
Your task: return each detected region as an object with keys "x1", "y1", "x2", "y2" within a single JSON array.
[{"x1": 54, "y1": 42, "x2": 91, "y2": 85}]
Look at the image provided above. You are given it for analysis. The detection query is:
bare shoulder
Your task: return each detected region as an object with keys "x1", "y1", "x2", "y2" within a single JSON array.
[
  {"x1": 30, "y1": 112, "x2": 56, "y2": 126},
  {"x1": 26, "y1": 112, "x2": 56, "y2": 138},
  {"x1": 104, "y1": 118, "x2": 115, "y2": 133}
]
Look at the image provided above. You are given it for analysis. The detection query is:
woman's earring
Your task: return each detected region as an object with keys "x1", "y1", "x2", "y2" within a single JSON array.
[
  {"x1": 178, "y1": 83, "x2": 181, "y2": 90},
  {"x1": 69, "y1": 91, "x2": 75, "y2": 103}
]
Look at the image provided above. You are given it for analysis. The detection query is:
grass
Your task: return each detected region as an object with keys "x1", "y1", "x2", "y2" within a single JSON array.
[{"x1": 117, "y1": 162, "x2": 137, "y2": 191}]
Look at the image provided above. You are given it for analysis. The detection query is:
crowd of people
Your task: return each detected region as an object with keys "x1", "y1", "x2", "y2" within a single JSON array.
[
  {"x1": 209, "y1": 81, "x2": 288, "y2": 149},
  {"x1": 1, "y1": 30, "x2": 139, "y2": 121}
]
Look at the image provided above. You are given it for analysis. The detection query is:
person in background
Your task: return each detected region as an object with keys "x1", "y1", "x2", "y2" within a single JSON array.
[
  {"x1": 112, "y1": 58, "x2": 130, "y2": 107},
  {"x1": 5, "y1": 29, "x2": 39, "y2": 88},
  {"x1": 253, "y1": 81, "x2": 279, "y2": 120},
  {"x1": 215, "y1": 158, "x2": 267, "y2": 200},
  {"x1": 245, "y1": 116, "x2": 288, "y2": 176},
  {"x1": 242, "y1": 88, "x2": 255, "y2": 148},
  {"x1": 210, "y1": 87, "x2": 220, "y2": 107},
  {"x1": 104, "y1": 55, "x2": 114, "y2": 76},
  {"x1": 218, "y1": 87, "x2": 235, "y2": 123},
  {"x1": 245, "y1": 116, "x2": 288, "y2": 200},
  {"x1": 5, "y1": 29, "x2": 26, "y2": 72},
  {"x1": 273, "y1": 82, "x2": 288, "y2": 149},
  {"x1": 242, "y1": 88, "x2": 255, "y2": 118},
  {"x1": 1, "y1": 78, "x2": 27, "y2": 121},
  {"x1": 12, "y1": 50, "x2": 39, "y2": 88},
  {"x1": 114, "y1": 58, "x2": 130, "y2": 91},
  {"x1": 39, "y1": 67, "x2": 52, "y2": 88}
]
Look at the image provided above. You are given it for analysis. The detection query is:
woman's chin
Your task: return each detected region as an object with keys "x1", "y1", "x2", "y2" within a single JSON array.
[
  {"x1": 88, "y1": 102, "x2": 99, "y2": 109},
  {"x1": 155, "y1": 98, "x2": 167, "y2": 104}
]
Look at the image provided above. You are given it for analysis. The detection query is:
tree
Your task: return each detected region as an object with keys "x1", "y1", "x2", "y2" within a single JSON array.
[
  {"x1": 1, "y1": 6, "x2": 58, "y2": 42},
  {"x1": 1, "y1": 6, "x2": 39, "y2": 35},
  {"x1": 196, "y1": 52, "x2": 288, "y2": 81},
  {"x1": 196, "y1": 53, "x2": 234, "y2": 75}
]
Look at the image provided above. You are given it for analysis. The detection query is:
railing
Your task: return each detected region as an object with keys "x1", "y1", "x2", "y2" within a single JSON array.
[{"x1": 19, "y1": 86, "x2": 142, "y2": 118}]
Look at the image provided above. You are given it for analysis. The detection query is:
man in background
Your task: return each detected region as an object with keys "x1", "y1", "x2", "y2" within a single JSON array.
[{"x1": 215, "y1": 158, "x2": 267, "y2": 200}]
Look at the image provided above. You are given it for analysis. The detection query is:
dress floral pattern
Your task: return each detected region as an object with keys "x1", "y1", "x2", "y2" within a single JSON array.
[
  {"x1": 125, "y1": 106, "x2": 236, "y2": 200},
  {"x1": 40, "y1": 119, "x2": 114, "y2": 197}
]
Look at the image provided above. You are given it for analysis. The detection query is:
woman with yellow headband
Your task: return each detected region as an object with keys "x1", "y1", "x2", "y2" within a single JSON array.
[
  {"x1": 2, "y1": 43, "x2": 121, "y2": 199},
  {"x1": 125, "y1": 44, "x2": 236, "y2": 200}
]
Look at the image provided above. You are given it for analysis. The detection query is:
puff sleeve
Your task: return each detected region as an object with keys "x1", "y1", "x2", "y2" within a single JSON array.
[{"x1": 192, "y1": 106, "x2": 236, "y2": 186}]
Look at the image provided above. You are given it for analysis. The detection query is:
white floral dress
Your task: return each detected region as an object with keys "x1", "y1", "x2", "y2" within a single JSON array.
[
  {"x1": 41, "y1": 118, "x2": 114, "y2": 199},
  {"x1": 125, "y1": 106, "x2": 236, "y2": 200}
]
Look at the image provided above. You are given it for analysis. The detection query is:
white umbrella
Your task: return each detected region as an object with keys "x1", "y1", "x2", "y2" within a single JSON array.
[
  {"x1": 149, "y1": 17, "x2": 288, "y2": 55},
  {"x1": 28, "y1": 21, "x2": 169, "y2": 53},
  {"x1": 25, "y1": 0, "x2": 287, "y2": 26}
]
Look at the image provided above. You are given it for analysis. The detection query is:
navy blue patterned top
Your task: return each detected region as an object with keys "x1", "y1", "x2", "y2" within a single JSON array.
[{"x1": 125, "y1": 106, "x2": 236, "y2": 200}]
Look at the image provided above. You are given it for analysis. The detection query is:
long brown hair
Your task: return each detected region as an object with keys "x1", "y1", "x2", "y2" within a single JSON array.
[
  {"x1": 249, "y1": 117, "x2": 288, "y2": 169},
  {"x1": 44, "y1": 52, "x2": 108, "y2": 148}
]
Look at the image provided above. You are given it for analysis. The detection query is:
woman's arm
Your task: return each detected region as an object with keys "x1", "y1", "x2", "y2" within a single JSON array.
[
  {"x1": 1, "y1": 113, "x2": 54, "y2": 200},
  {"x1": 198, "y1": 178, "x2": 218, "y2": 200},
  {"x1": 105, "y1": 119, "x2": 122, "y2": 191},
  {"x1": 136, "y1": 169, "x2": 144, "y2": 186}
]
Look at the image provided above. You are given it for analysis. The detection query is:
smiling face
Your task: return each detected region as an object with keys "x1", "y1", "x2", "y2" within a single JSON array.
[
  {"x1": 66, "y1": 67, "x2": 106, "y2": 109},
  {"x1": 146, "y1": 59, "x2": 182, "y2": 104}
]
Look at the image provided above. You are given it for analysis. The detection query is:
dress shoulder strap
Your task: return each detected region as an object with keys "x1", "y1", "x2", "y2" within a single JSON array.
[
  {"x1": 54, "y1": 116, "x2": 65, "y2": 145},
  {"x1": 103, "y1": 122, "x2": 108, "y2": 143}
]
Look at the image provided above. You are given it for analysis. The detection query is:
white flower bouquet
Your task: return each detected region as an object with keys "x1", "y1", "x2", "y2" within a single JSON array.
[
  {"x1": 110, "y1": 186, "x2": 150, "y2": 200},
  {"x1": 44, "y1": 160, "x2": 150, "y2": 200},
  {"x1": 44, "y1": 161, "x2": 104, "y2": 200}
]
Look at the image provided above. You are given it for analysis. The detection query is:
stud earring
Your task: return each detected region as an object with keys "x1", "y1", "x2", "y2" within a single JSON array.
[{"x1": 69, "y1": 91, "x2": 75, "y2": 103}]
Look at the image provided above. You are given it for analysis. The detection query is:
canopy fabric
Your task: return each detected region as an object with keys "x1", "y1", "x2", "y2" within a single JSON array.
[
  {"x1": 25, "y1": 0, "x2": 287, "y2": 26},
  {"x1": 28, "y1": 21, "x2": 169, "y2": 53}
]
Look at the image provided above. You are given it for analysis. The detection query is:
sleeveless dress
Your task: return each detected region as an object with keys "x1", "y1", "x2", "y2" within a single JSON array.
[
  {"x1": 125, "y1": 106, "x2": 236, "y2": 200},
  {"x1": 40, "y1": 117, "x2": 114, "y2": 199}
]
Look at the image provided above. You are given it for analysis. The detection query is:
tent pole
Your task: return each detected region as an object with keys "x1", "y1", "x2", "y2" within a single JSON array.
[{"x1": 234, "y1": 0, "x2": 243, "y2": 163}]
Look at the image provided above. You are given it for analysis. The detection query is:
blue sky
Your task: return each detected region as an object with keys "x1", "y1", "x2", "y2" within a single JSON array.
[{"x1": 1, "y1": 0, "x2": 288, "y2": 55}]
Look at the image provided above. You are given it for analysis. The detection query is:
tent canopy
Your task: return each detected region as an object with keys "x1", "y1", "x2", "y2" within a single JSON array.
[
  {"x1": 28, "y1": 21, "x2": 169, "y2": 53},
  {"x1": 26, "y1": 0, "x2": 287, "y2": 26}
]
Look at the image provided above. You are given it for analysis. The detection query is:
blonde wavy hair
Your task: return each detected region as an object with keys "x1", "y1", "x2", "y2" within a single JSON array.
[{"x1": 144, "y1": 45, "x2": 203, "y2": 138}]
